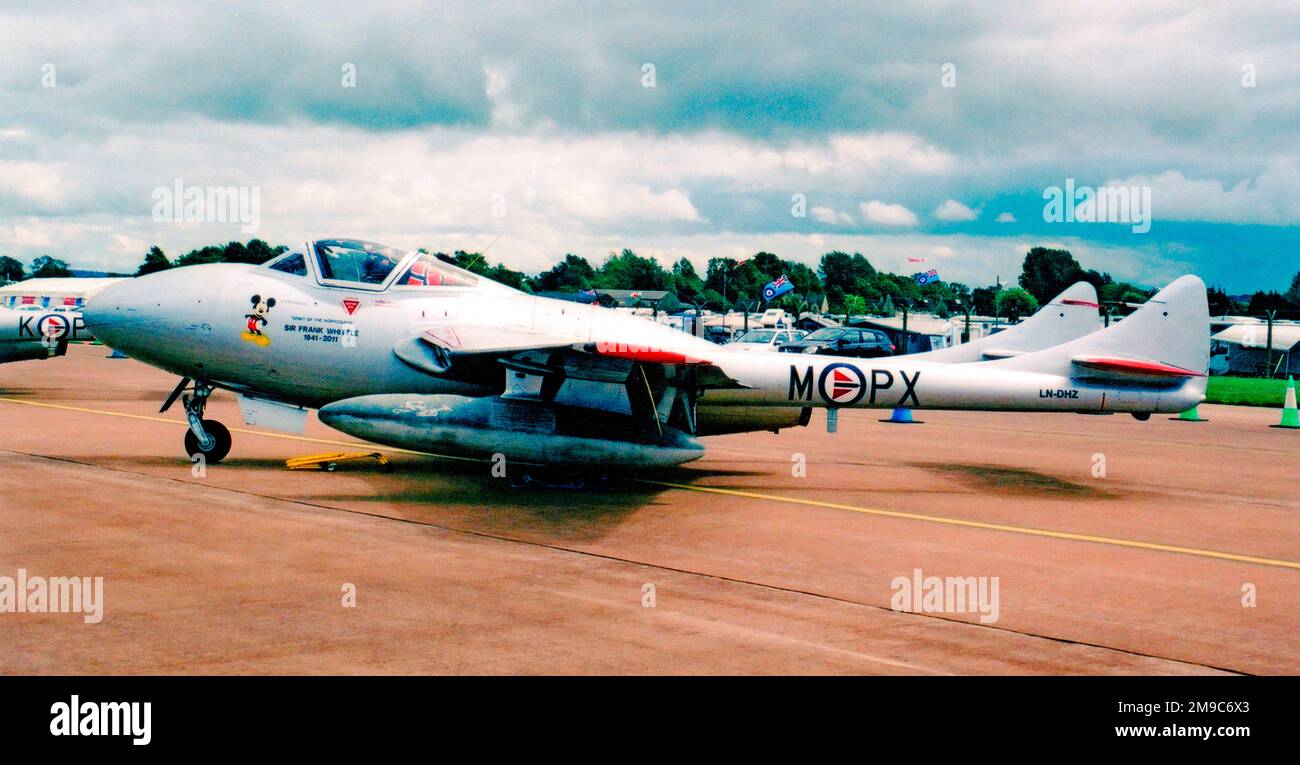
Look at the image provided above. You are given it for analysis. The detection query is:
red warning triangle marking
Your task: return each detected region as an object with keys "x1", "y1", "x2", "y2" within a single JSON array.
[{"x1": 342, "y1": 299, "x2": 360, "y2": 315}]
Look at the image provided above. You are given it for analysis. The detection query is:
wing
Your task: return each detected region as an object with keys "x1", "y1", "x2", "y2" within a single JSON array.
[
  {"x1": 392, "y1": 322, "x2": 745, "y2": 437},
  {"x1": 393, "y1": 324, "x2": 577, "y2": 376}
]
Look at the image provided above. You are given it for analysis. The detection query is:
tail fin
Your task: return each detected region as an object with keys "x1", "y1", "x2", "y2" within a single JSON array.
[
  {"x1": 915, "y1": 281, "x2": 1099, "y2": 363},
  {"x1": 995, "y1": 275, "x2": 1210, "y2": 385}
]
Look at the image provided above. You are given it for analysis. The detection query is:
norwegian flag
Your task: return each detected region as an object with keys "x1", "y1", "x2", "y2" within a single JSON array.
[
  {"x1": 64, "y1": 296, "x2": 77, "y2": 306},
  {"x1": 21, "y1": 295, "x2": 34, "y2": 305},
  {"x1": 405, "y1": 258, "x2": 443, "y2": 287}
]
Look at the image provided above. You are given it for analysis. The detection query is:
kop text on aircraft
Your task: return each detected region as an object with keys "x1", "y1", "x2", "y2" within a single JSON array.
[
  {"x1": 83, "y1": 239, "x2": 1210, "y2": 470},
  {"x1": 0, "y1": 306, "x2": 90, "y2": 364}
]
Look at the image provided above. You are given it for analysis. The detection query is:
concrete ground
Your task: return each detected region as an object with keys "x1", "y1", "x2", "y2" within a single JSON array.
[{"x1": 1, "y1": 344, "x2": 1297, "y2": 674}]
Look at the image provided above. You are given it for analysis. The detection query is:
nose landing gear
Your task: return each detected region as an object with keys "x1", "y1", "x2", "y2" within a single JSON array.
[{"x1": 162, "y1": 377, "x2": 233, "y2": 463}]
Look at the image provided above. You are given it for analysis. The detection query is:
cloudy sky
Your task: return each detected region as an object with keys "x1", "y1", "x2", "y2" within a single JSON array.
[{"x1": 1, "y1": 1, "x2": 1297, "y2": 291}]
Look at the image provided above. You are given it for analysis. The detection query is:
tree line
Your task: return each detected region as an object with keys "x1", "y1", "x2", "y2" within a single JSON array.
[{"x1": 4, "y1": 241, "x2": 1298, "y2": 321}]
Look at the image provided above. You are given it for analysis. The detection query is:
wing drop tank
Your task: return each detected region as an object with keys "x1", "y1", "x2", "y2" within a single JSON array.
[{"x1": 319, "y1": 394, "x2": 704, "y2": 469}]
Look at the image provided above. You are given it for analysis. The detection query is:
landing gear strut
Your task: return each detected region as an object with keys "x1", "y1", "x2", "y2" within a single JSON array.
[{"x1": 164, "y1": 378, "x2": 232, "y2": 464}]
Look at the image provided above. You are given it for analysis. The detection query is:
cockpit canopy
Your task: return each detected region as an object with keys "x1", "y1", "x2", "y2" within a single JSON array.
[
  {"x1": 315, "y1": 239, "x2": 405, "y2": 285},
  {"x1": 261, "y1": 239, "x2": 480, "y2": 290}
]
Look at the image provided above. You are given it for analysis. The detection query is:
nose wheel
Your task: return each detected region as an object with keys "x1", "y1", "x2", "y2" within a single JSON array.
[
  {"x1": 184, "y1": 419, "x2": 232, "y2": 463},
  {"x1": 167, "y1": 378, "x2": 233, "y2": 464}
]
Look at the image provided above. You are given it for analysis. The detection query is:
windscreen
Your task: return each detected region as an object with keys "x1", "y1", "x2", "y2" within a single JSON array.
[{"x1": 313, "y1": 240, "x2": 405, "y2": 285}]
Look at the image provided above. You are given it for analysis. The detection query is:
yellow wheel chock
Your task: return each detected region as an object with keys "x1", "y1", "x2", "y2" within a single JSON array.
[{"x1": 286, "y1": 451, "x2": 391, "y2": 472}]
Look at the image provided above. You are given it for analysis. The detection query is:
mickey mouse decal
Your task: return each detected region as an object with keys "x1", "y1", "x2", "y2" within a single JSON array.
[{"x1": 241, "y1": 294, "x2": 276, "y2": 346}]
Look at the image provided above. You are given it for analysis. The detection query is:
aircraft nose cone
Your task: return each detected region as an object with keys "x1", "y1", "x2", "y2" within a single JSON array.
[
  {"x1": 83, "y1": 276, "x2": 162, "y2": 350},
  {"x1": 83, "y1": 265, "x2": 228, "y2": 358}
]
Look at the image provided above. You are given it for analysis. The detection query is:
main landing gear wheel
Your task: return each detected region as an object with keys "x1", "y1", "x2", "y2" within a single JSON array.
[{"x1": 185, "y1": 419, "x2": 232, "y2": 464}]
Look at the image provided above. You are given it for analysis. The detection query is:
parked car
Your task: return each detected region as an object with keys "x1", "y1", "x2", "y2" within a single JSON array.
[
  {"x1": 702, "y1": 325, "x2": 735, "y2": 344},
  {"x1": 730, "y1": 328, "x2": 807, "y2": 352},
  {"x1": 779, "y1": 327, "x2": 894, "y2": 357}
]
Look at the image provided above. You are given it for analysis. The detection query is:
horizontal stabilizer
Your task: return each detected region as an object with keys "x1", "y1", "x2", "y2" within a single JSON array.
[
  {"x1": 980, "y1": 348, "x2": 1026, "y2": 360},
  {"x1": 1071, "y1": 355, "x2": 1206, "y2": 379}
]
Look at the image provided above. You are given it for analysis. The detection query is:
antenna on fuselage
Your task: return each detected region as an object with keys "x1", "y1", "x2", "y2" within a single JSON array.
[{"x1": 453, "y1": 232, "x2": 505, "y2": 273}]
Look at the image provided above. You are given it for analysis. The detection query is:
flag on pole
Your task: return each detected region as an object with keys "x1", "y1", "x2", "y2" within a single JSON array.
[
  {"x1": 762, "y1": 275, "x2": 794, "y2": 301},
  {"x1": 914, "y1": 268, "x2": 941, "y2": 286}
]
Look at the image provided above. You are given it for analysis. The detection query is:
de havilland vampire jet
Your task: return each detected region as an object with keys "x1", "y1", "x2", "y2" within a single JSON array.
[
  {"x1": 0, "y1": 305, "x2": 90, "y2": 364},
  {"x1": 83, "y1": 239, "x2": 1208, "y2": 469}
]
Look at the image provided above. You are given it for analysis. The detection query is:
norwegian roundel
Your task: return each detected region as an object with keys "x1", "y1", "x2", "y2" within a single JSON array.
[{"x1": 817, "y1": 362, "x2": 866, "y2": 406}]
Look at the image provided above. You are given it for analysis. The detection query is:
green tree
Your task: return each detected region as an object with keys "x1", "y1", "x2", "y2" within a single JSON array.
[
  {"x1": 1100, "y1": 282, "x2": 1150, "y2": 314},
  {"x1": 784, "y1": 261, "x2": 822, "y2": 296},
  {"x1": 136, "y1": 246, "x2": 173, "y2": 276},
  {"x1": 1247, "y1": 290, "x2": 1290, "y2": 315},
  {"x1": 1284, "y1": 271, "x2": 1300, "y2": 307},
  {"x1": 237, "y1": 239, "x2": 287, "y2": 264},
  {"x1": 971, "y1": 286, "x2": 998, "y2": 316},
  {"x1": 30, "y1": 256, "x2": 72, "y2": 278},
  {"x1": 996, "y1": 287, "x2": 1039, "y2": 321},
  {"x1": 698, "y1": 288, "x2": 725, "y2": 311},
  {"x1": 0, "y1": 255, "x2": 24, "y2": 283},
  {"x1": 173, "y1": 245, "x2": 226, "y2": 267},
  {"x1": 449, "y1": 251, "x2": 492, "y2": 276},
  {"x1": 670, "y1": 257, "x2": 703, "y2": 303},
  {"x1": 597, "y1": 249, "x2": 669, "y2": 290},
  {"x1": 705, "y1": 257, "x2": 759, "y2": 304},
  {"x1": 171, "y1": 240, "x2": 281, "y2": 268},
  {"x1": 1081, "y1": 269, "x2": 1113, "y2": 293},
  {"x1": 486, "y1": 263, "x2": 532, "y2": 292},
  {"x1": 1018, "y1": 247, "x2": 1084, "y2": 303},
  {"x1": 876, "y1": 272, "x2": 921, "y2": 305},
  {"x1": 843, "y1": 294, "x2": 867, "y2": 315},
  {"x1": 1207, "y1": 286, "x2": 1241, "y2": 316},
  {"x1": 535, "y1": 254, "x2": 596, "y2": 291},
  {"x1": 819, "y1": 251, "x2": 876, "y2": 295},
  {"x1": 818, "y1": 251, "x2": 880, "y2": 311}
]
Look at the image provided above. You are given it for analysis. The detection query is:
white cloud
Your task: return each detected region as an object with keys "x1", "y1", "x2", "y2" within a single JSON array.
[
  {"x1": 933, "y1": 199, "x2": 978, "y2": 222},
  {"x1": 996, "y1": 212, "x2": 1017, "y2": 223},
  {"x1": 1106, "y1": 161, "x2": 1300, "y2": 226},
  {"x1": 810, "y1": 206, "x2": 854, "y2": 225},
  {"x1": 859, "y1": 200, "x2": 919, "y2": 227},
  {"x1": 0, "y1": 160, "x2": 69, "y2": 208}
]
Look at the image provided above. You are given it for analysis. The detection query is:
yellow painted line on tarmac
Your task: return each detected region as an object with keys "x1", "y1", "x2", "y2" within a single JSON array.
[
  {"x1": 4, "y1": 396, "x2": 1298, "y2": 570},
  {"x1": 637, "y1": 479, "x2": 1300, "y2": 572}
]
